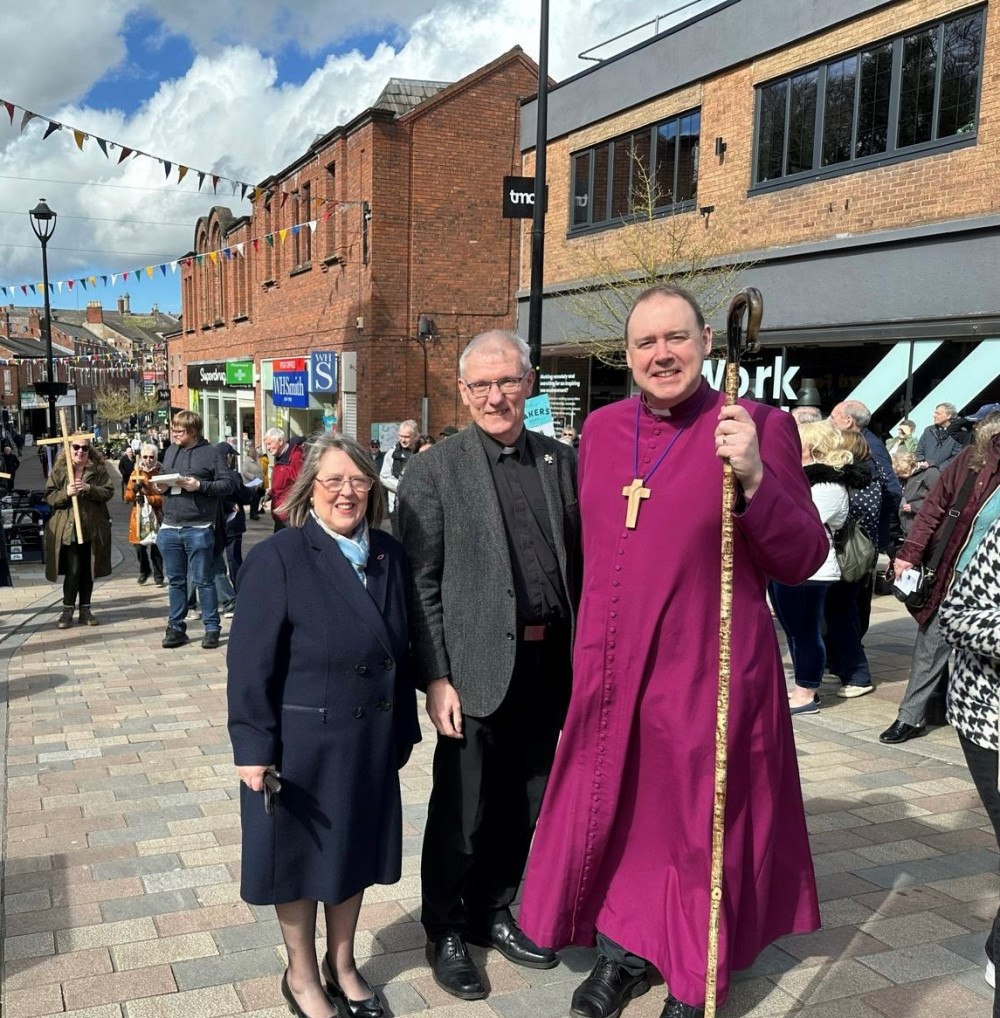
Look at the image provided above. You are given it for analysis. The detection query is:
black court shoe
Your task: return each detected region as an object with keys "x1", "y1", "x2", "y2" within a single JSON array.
[
  {"x1": 280, "y1": 971, "x2": 337, "y2": 1018},
  {"x1": 321, "y1": 954, "x2": 383, "y2": 1017}
]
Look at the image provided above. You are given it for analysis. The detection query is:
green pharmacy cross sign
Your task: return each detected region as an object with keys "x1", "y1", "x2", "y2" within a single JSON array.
[{"x1": 226, "y1": 361, "x2": 254, "y2": 386}]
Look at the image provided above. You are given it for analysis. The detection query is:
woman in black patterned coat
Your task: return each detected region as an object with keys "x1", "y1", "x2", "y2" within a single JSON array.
[{"x1": 939, "y1": 517, "x2": 1000, "y2": 1007}]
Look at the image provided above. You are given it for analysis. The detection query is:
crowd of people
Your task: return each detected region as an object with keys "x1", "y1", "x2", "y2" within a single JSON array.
[{"x1": 20, "y1": 289, "x2": 1000, "y2": 1018}]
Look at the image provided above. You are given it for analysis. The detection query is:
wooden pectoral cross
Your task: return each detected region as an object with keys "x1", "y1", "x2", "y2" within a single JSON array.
[
  {"x1": 622, "y1": 477, "x2": 651, "y2": 530},
  {"x1": 37, "y1": 409, "x2": 95, "y2": 544}
]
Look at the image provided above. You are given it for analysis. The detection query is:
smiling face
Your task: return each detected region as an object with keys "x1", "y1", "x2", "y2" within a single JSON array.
[
  {"x1": 625, "y1": 293, "x2": 713, "y2": 410},
  {"x1": 70, "y1": 442, "x2": 90, "y2": 471},
  {"x1": 459, "y1": 341, "x2": 533, "y2": 445},
  {"x1": 312, "y1": 447, "x2": 370, "y2": 537}
]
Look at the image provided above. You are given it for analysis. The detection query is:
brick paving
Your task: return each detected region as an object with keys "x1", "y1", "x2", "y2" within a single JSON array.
[{"x1": 1, "y1": 453, "x2": 996, "y2": 1017}]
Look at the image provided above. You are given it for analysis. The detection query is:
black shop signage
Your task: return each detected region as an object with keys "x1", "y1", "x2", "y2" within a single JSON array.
[{"x1": 502, "y1": 176, "x2": 548, "y2": 218}]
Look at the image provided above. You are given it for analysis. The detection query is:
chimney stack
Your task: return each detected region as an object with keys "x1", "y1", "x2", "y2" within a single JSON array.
[{"x1": 86, "y1": 300, "x2": 104, "y2": 325}]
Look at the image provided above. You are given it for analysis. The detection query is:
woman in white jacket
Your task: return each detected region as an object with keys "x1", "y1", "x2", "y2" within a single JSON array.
[{"x1": 769, "y1": 422, "x2": 850, "y2": 714}]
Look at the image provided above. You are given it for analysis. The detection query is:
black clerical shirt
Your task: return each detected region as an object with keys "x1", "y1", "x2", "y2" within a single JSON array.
[{"x1": 476, "y1": 425, "x2": 568, "y2": 625}]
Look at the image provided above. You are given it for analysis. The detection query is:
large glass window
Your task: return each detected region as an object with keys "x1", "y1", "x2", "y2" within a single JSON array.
[
  {"x1": 753, "y1": 7, "x2": 984, "y2": 189},
  {"x1": 569, "y1": 109, "x2": 700, "y2": 232}
]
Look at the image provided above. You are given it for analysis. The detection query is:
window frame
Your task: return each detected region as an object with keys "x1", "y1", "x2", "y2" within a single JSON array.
[
  {"x1": 568, "y1": 107, "x2": 701, "y2": 237},
  {"x1": 750, "y1": 5, "x2": 985, "y2": 195}
]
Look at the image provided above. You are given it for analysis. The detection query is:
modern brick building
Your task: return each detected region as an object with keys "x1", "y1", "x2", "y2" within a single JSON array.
[
  {"x1": 518, "y1": 0, "x2": 999, "y2": 433},
  {"x1": 175, "y1": 48, "x2": 539, "y2": 448}
]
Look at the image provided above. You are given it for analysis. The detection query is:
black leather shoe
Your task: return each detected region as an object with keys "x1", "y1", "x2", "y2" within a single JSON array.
[
  {"x1": 321, "y1": 954, "x2": 383, "y2": 1017},
  {"x1": 202, "y1": 630, "x2": 221, "y2": 650},
  {"x1": 879, "y1": 719, "x2": 925, "y2": 744},
  {"x1": 466, "y1": 914, "x2": 558, "y2": 969},
  {"x1": 571, "y1": 955, "x2": 650, "y2": 1018},
  {"x1": 660, "y1": 994, "x2": 705, "y2": 1018},
  {"x1": 426, "y1": 933, "x2": 487, "y2": 1001}
]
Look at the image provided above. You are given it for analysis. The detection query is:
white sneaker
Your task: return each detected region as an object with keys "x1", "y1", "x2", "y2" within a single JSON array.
[
  {"x1": 223, "y1": 609, "x2": 235, "y2": 619},
  {"x1": 986, "y1": 960, "x2": 995, "y2": 988},
  {"x1": 836, "y1": 684, "x2": 875, "y2": 698}
]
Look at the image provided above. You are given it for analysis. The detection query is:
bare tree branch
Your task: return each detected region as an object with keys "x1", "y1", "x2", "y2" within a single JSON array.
[{"x1": 559, "y1": 155, "x2": 754, "y2": 368}]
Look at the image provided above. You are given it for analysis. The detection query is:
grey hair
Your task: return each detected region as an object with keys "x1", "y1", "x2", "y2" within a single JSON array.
[
  {"x1": 936, "y1": 402, "x2": 957, "y2": 419},
  {"x1": 280, "y1": 433, "x2": 384, "y2": 529},
  {"x1": 140, "y1": 443, "x2": 159, "y2": 458},
  {"x1": 459, "y1": 330, "x2": 531, "y2": 379},
  {"x1": 263, "y1": 427, "x2": 285, "y2": 443},
  {"x1": 838, "y1": 400, "x2": 872, "y2": 429},
  {"x1": 398, "y1": 419, "x2": 419, "y2": 436},
  {"x1": 790, "y1": 406, "x2": 823, "y2": 425}
]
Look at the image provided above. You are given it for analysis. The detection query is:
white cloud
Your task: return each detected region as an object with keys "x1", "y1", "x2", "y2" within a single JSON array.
[{"x1": 0, "y1": 0, "x2": 673, "y2": 306}]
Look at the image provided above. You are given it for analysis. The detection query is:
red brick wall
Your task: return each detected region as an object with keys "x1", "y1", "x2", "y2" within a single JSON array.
[{"x1": 179, "y1": 50, "x2": 537, "y2": 441}]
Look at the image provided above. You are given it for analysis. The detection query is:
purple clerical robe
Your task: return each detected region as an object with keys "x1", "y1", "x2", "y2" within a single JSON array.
[{"x1": 520, "y1": 383, "x2": 828, "y2": 1008}]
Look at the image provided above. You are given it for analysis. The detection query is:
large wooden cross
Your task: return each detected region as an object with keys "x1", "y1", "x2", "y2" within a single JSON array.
[{"x1": 37, "y1": 409, "x2": 95, "y2": 544}]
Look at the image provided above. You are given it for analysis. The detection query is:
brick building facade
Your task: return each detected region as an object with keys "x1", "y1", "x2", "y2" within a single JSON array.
[
  {"x1": 175, "y1": 48, "x2": 538, "y2": 448},
  {"x1": 518, "y1": 0, "x2": 1000, "y2": 434}
]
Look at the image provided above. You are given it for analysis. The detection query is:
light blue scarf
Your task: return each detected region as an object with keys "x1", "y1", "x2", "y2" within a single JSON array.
[{"x1": 312, "y1": 511, "x2": 370, "y2": 586}]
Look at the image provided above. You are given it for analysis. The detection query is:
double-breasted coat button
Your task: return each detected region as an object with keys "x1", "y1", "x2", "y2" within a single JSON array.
[
  {"x1": 382, "y1": 658, "x2": 393, "y2": 670},
  {"x1": 377, "y1": 699, "x2": 393, "y2": 711},
  {"x1": 506, "y1": 632, "x2": 515, "y2": 641},
  {"x1": 352, "y1": 706, "x2": 365, "y2": 719},
  {"x1": 355, "y1": 664, "x2": 368, "y2": 675}
]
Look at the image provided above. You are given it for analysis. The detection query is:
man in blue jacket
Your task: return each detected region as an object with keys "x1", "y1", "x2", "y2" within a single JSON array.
[{"x1": 156, "y1": 411, "x2": 235, "y2": 650}]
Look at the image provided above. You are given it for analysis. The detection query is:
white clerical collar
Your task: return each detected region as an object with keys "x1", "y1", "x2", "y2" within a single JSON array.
[{"x1": 640, "y1": 393, "x2": 672, "y2": 417}]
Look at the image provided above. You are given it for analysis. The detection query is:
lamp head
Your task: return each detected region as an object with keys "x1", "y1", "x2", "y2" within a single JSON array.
[{"x1": 29, "y1": 199, "x2": 57, "y2": 242}]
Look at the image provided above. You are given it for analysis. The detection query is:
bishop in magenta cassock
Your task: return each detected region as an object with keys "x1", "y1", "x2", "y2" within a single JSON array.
[{"x1": 519, "y1": 286, "x2": 829, "y2": 1018}]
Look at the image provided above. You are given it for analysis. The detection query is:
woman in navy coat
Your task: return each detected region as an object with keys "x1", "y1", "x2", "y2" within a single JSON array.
[{"x1": 228, "y1": 433, "x2": 420, "y2": 1018}]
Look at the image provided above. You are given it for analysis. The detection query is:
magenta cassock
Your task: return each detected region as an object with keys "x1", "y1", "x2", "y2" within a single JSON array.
[{"x1": 519, "y1": 384, "x2": 829, "y2": 1009}]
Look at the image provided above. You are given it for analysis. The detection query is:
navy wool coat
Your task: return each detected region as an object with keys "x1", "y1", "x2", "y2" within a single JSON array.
[{"x1": 227, "y1": 518, "x2": 420, "y2": 905}]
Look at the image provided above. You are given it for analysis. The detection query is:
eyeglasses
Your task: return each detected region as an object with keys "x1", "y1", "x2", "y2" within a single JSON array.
[
  {"x1": 315, "y1": 475, "x2": 374, "y2": 494},
  {"x1": 71, "y1": 444, "x2": 90, "y2": 452},
  {"x1": 170, "y1": 426, "x2": 189, "y2": 434},
  {"x1": 461, "y1": 373, "x2": 527, "y2": 398},
  {"x1": 140, "y1": 455, "x2": 156, "y2": 461}
]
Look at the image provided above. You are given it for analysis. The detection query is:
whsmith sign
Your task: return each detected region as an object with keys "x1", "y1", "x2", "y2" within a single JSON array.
[{"x1": 187, "y1": 361, "x2": 254, "y2": 389}]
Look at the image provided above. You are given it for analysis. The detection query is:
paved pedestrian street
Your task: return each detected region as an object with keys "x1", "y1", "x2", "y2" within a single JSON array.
[{"x1": 1, "y1": 460, "x2": 997, "y2": 1017}]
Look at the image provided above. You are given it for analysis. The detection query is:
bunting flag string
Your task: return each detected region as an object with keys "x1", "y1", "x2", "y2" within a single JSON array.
[
  {"x1": 0, "y1": 95, "x2": 367, "y2": 213},
  {"x1": 1, "y1": 211, "x2": 340, "y2": 299}
]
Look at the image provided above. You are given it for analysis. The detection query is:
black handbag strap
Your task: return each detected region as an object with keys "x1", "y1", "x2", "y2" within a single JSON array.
[{"x1": 926, "y1": 469, "x2": 978, "y2": 571}]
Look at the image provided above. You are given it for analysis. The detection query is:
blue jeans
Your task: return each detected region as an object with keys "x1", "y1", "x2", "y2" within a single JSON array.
[
  {"x1": 769, "y1": 580, "x2": 831, "y2": 690},
  {"x1": 157, "y1": 526, "x2": 219, "y2": 633}
]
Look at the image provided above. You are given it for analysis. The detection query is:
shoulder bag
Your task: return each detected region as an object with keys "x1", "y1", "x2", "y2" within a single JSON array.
[{"x1": 893, "y1": 470, "x2": 977, "y2": 609}]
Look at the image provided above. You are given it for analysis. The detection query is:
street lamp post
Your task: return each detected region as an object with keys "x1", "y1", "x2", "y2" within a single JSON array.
[{"x1": 29, "y1": 199, "x2": 66, "y2": 437}]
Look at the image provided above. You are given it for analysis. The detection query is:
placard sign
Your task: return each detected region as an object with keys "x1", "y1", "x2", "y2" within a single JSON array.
[
  {"x1": 524, "y1": 394, "x2": 556, "y2": 437},
  {"x1": 502, "y1": 176, "x2": 548, "y2": 218}
]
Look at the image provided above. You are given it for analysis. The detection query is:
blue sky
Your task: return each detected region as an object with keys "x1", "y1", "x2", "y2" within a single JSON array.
[{"x1": 0, "y1": 0, "x2": 679, "y2": 318}]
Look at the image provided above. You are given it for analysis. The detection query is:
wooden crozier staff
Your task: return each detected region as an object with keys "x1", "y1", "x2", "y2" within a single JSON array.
[
  {"x1": 704, "y1": 287, "x2": 762, "y2": 1018},
  {"x1": 37, "y1": 409, "x2": 95, "y2": 545}
]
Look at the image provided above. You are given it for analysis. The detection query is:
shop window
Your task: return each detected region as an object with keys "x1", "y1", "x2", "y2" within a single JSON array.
[
  {"x1": 752, "y1": 6, "x2": 984, "y2": 190},
  {"x1": 569, "y1": 108, "x2": 700, "y2": 233}
]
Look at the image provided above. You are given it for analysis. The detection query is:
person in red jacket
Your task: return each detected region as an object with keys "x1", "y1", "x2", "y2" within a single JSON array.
[
  {"x1": 881, "y1": 409, "x2": 1000, "y2": 745},
  {"x1": 263, "y1": 428, "x2": 305, "y2": 533}
]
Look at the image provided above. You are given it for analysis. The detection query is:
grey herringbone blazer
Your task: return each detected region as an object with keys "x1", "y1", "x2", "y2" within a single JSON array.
[{"x1": 396, "y1": 426, "x2": 579, "y2": 718}]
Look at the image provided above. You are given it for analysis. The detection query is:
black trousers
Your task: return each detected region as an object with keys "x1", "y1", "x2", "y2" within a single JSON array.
[
  {"x1": 60, "y1": 543, "x2": 93, "y2": 607},
  {"x1": 957, "y1": 732, "x2": 1000, "y2": 1017},
  {"x1": 136, "y1": 543, "x2": 163, "y2": 581},
  {"x1": 420, "y1": 627, "x2": 570, "y2": 939}
]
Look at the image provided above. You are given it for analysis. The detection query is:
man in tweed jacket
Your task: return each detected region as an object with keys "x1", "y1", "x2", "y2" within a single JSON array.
[{"x1": 397, "y1": 330, "x2": 579, "y2": 1002}]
